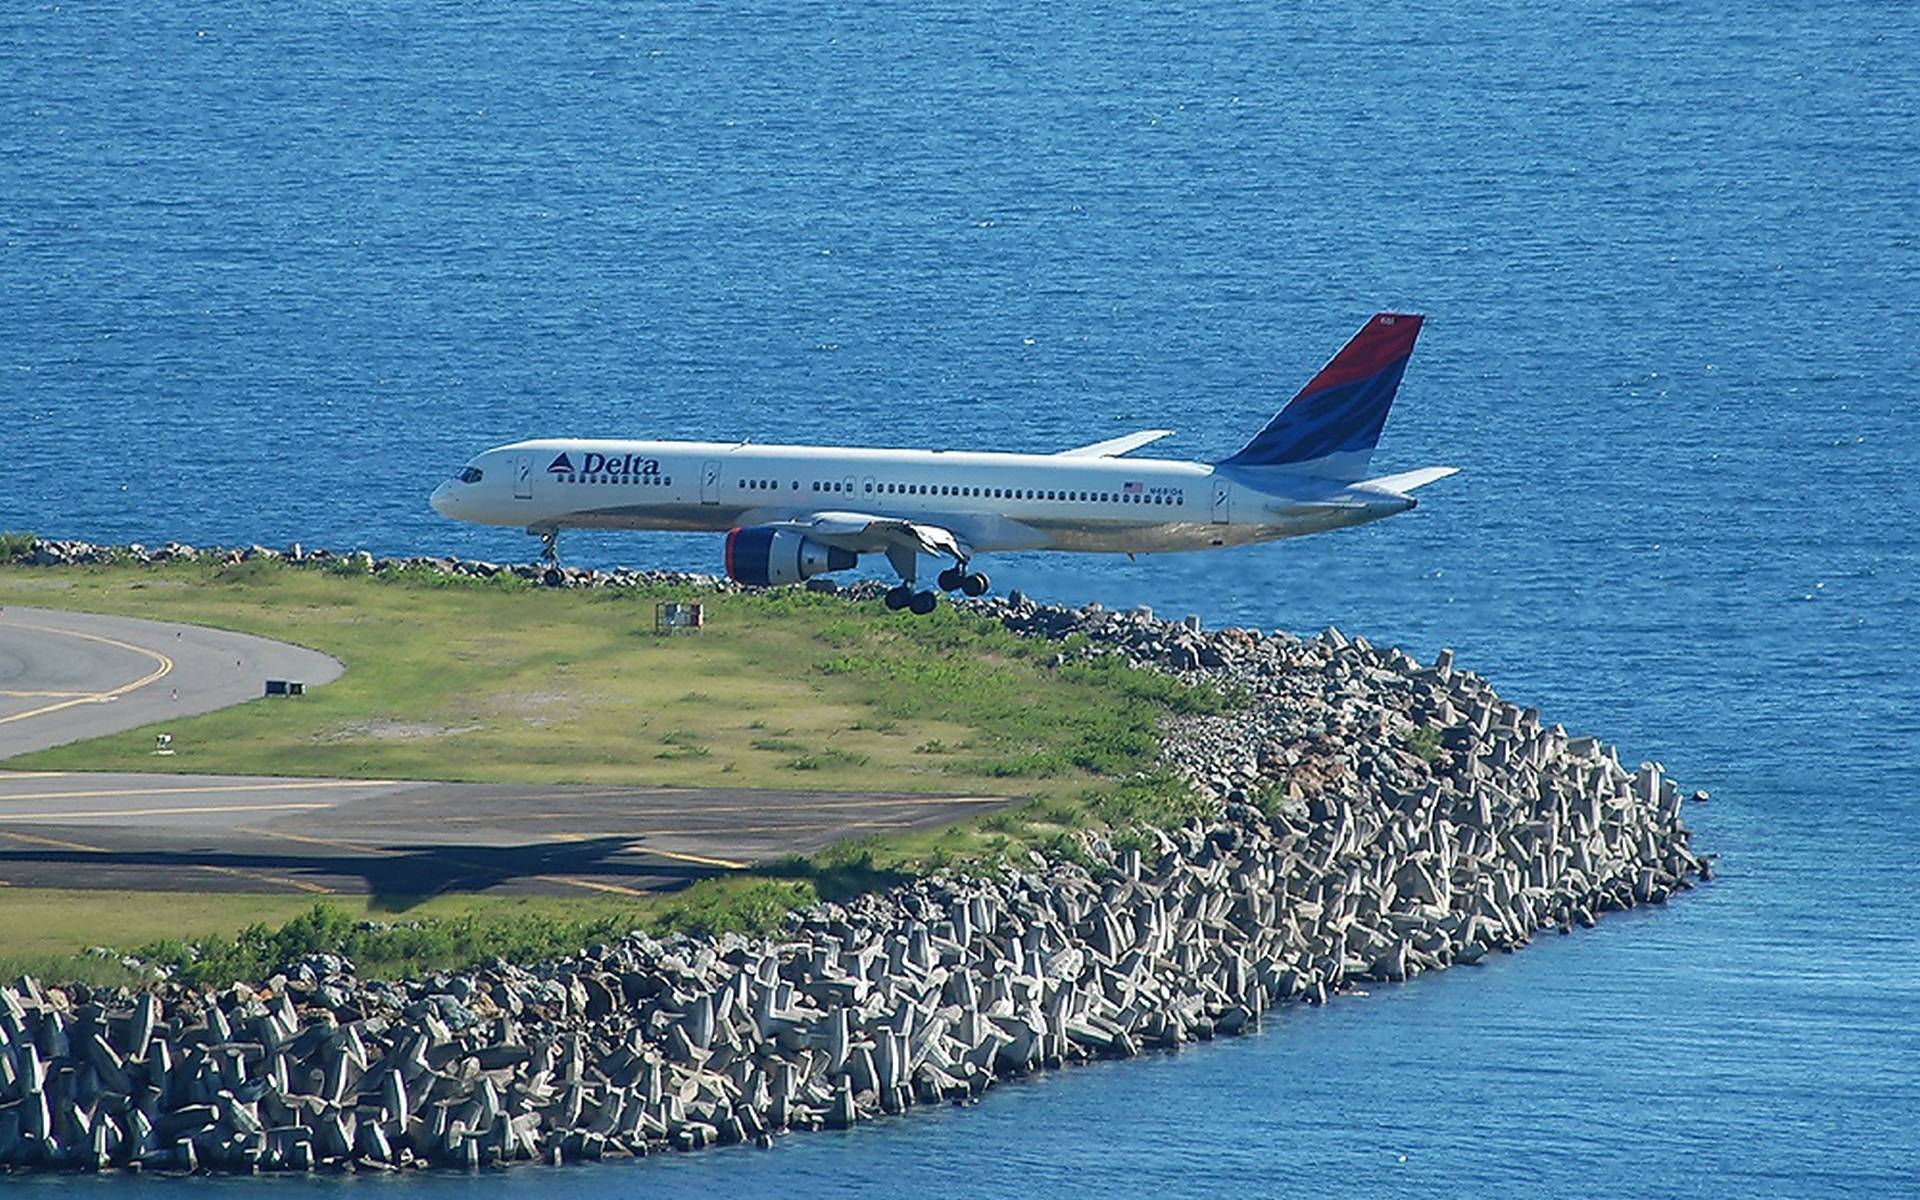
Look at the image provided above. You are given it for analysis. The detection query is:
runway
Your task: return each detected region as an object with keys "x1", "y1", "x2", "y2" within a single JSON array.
[
  {"x1": 0, "y1": 771, "x2": 1006, "y2": 897},
  {"x1": 0, "y1": 605, "x2": 343, "y2": 758},
  {"x1": 0, "y1": 608, "x2": 1008, "y2": 897}
]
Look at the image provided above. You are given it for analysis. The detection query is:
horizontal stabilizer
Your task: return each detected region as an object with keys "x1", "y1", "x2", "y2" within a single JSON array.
[
  {"x1": 1360, "y1": 466, "x2": 1458, "y2": 493},
  {"x1": 1056, "y1": 429, "x2": 1174, "y2": 458}
]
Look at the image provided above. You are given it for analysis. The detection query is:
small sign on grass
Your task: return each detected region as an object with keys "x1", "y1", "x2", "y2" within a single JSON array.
[{"x1": 655, "y1": 602, "x2": 705, "y2": 635}]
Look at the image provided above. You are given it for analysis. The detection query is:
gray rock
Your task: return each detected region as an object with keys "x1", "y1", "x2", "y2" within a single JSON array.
[{"x1": 1, "y1": 537, "x2": 1710, "y2": 1177}]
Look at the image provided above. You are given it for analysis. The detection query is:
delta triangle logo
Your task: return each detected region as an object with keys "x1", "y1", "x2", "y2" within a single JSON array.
[{"x1": 547, "y1": 453, "x2": 575, "y2": 474}]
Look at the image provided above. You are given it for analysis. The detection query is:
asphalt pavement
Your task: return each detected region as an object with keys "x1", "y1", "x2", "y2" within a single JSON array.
[
  {"x1": 0, "y1": 605, "x2": 342, "y2": 758},
  {"x1": 0, "y1": 608, "x2": 1007, "y2": 897}
]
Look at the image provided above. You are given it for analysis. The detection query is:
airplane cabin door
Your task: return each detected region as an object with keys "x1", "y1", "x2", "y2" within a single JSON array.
[
  {"x1": 1211, "y1": 477, "x2": 1231, "y2": 524},
  {"x1": 513, "y1": 455, "x2": 533, "y2": 500},
  {"x1": 700, "y1": 460, "x2": 721, "y2": 505}
]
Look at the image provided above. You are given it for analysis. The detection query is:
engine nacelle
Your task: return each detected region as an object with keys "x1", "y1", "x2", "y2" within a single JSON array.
[{"x1": 724, "y1": 526, "x2": 857, "y2": 587}]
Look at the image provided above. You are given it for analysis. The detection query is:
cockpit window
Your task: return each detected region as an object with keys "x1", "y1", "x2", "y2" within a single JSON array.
[{"x1": 456, "y1": 467, "x2": 483, "y2": 484}]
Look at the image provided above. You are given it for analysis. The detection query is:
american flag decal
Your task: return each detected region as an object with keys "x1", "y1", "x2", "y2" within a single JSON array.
[{"x1": 1124, "y1": 481, "x2": 1143, "y2": 494}]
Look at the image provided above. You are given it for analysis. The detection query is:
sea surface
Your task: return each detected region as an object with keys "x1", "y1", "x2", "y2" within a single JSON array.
[{"x1": 3, "y1": 2, "x2": 1917, "y2": 1196}]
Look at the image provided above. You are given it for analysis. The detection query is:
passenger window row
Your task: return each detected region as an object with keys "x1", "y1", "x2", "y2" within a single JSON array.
[
  {"x1": 557, "y1": 474, "x2": 672, "y2": 487},
  {"x1": 561, "y1": 470, "x2": 1183, "y2": 507},
  {"x1": 861, "y1": 481, "x2": 1185, "y2": 506}
]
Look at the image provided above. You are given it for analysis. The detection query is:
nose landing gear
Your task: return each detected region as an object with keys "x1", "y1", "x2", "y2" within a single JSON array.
[{"x1": 532, "y1": 527, "x2": 561, "y2": 564}]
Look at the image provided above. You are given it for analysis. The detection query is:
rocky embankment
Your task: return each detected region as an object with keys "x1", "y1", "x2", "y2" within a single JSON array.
[
  {"x1": 0, "y1": 541, "x2": 1710, "y2": 1173},
  {"x1": 6, "y1": 538, "x2": 729, "y2": 590}
]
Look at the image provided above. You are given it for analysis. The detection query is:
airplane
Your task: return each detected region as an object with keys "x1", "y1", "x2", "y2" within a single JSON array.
[{"x1": 429, "y1": 312, "x2": 1456, "y2": 613}]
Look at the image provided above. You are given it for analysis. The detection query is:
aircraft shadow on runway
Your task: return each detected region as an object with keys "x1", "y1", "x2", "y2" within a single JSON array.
[{"x1": 0, "y1": 834, "x2": 719, "y2": 909}]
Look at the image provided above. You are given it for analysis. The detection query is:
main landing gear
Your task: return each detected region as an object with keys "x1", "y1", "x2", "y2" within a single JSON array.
[
  {"x1": 936, "y1": 565, "x2": 991, "y2": 597},
  {"x1": 884, "y1": 586, "x2": 939, "y2": 615},
  {"x1": 883, "y1": 545, "x2": 989, "y2": 616}
]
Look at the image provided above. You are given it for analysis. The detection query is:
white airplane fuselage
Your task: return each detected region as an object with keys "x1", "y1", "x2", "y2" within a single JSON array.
[
  {"x1": 429, "y1": 313, "x2": 1455, "y2": 598},
  {"x1": 430, "y1": 438, "x2": 1414, "y2": 555}
]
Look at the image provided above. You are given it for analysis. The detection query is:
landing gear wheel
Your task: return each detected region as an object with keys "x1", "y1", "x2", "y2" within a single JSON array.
[
  {"x1": 909, "y1": 590, "x2": 938, "y2": 615},
  {"x1": 960, "y1": 571, "x2": 990, "y2": 597},
  {"x1": 884, "y1": 586, "x2": 913, "y2": 611},
  {"x1": 937, "y1": 566, "x2": 965, "y2": 592}
]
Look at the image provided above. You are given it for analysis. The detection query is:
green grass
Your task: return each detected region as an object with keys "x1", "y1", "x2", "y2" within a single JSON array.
[
  {"x1": 0, "y1": 889, "x2": 648, "y2": 987},
  {"x1": 0, "y1": 560, "x2": 1225, "y2": 801},
  {"x1": 0, "y1": 868, "x2": 923, "y2": 987},
  {"x1": 1407, "y1": 724, "x2": 1443, "y2": 763},
  {"x1": 0, "y1": 557, "x2": 1237, "y2": 984}
]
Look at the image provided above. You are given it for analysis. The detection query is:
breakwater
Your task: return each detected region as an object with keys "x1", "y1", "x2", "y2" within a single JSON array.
[{"x1": 0, "y1": 541, "x2": 1710, "y2": 1173}]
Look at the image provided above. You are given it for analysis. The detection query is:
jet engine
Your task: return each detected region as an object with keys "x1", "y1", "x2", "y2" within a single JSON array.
[{"x1": 724, "y1": 526, "x2": 857, "y2": 587}]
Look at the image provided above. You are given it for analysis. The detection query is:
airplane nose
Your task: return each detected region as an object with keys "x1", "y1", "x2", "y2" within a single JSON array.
[{"x1": 429, "y1": 482, "x2": 455, "y2": 517}]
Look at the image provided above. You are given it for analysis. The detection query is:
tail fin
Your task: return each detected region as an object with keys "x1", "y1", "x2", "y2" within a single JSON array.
[{"x1": 1219, "y1": 312, "x2": 1424, "y2": 477}]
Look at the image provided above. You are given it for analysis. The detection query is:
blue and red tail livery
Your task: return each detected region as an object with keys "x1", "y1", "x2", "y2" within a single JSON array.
[{"x1": 1219, "y1": 312, "x2": 1424, "y2": 476}]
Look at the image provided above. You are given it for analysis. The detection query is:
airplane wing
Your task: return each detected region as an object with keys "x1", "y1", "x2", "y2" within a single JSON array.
[
  {"x1": 1055, "y1": 429, "x2": 1174, "y2": 458},
  {"x1": 767, "y1": 511, "x2": 972, "y2": 562}
]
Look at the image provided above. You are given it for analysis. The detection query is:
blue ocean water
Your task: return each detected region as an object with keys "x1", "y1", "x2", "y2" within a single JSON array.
[{"x1": 3, "y1": 2, "x2": 1917, "y2": 1195}]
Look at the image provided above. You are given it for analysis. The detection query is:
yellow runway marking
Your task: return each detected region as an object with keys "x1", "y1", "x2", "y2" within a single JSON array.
[
  {"x1": 631, "y1": 846, "x2": 747, "y2": 870},
  {"x1": 510, "y1": 792, "x2": 1013, "y2": 812},
  {"x1": 0, "y1": 780, "x2": 391, "y2": 803},
  {"x1": 405, "y1": 815, "x2": 936, "y2": 834},
  {"x1": 0, "y1": 828, "x2": 327, "y2": 893},
  {"x1": 352, "y1": 818, "x2": 903, "y2": 838},
  {"x1": 653, "y1": 820, "x2": 899, "y2": 836},
  {"x1": 536, "y1": 875, "x2": 649, "y2": 896},
  {"x1": 0, "y1": 690, "x2": 101, "y2": 698},
  {"x1": 368, "y1": 788, "x2": 1009, "y2": 814},
  {"x1": 0, "y1": 802, "x2": 337, "y2": 822},
  {"x1": 242, "y1": 827, "x2": 383, "y2": 854},
  {"x1": 243, "y1": 828, "x2": 674, "y2": 898},
  {"x1": 546, "y1": 833, "x2": 746, "y2": 870},
  {"x1": 0, "y1": 772, "x2": 70, "y2": 780},
  {"x1": 362, "y1": 799, "x2": 1010, "y2": 825},
  {"x1": 0, "y1": 829, "x2": 114, "y2": 854},
  {"x1": 195, "y1": 864, "x2": 330, "y2": 893},
  {"x1": 0, "y1": 622, "x2": 173, "y2": 725}
]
